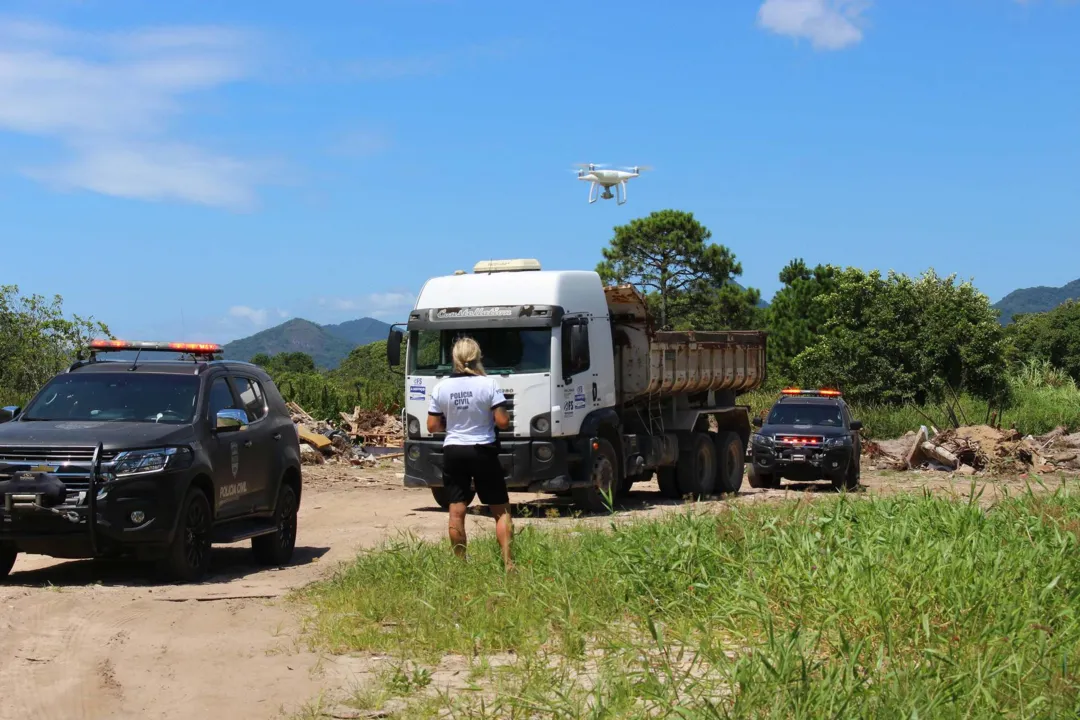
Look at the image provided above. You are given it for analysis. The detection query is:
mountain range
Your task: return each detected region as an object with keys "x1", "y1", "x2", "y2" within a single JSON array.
[
  {"x1": 993, "y1": 278, "x2": 1080, "y2": 325},
  {"x1": 222, "y1": 317, "x2": 392, "y2": 369}
]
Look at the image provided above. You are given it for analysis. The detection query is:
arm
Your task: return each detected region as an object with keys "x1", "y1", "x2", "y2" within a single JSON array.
[
  {"x1": 493, "y1": 406, "x2": 511, "y2": 431},
  {"x1": 427, "y1": 384, "x2": 445, "y2": 433},
  {"x1": 491, "y1": 379, "x2": 510, "y2": 431}
]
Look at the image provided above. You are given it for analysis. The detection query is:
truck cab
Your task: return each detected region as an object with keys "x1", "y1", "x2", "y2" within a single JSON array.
[{"x1": 388, "y1": 259, "x2": 766, "y2": 511}]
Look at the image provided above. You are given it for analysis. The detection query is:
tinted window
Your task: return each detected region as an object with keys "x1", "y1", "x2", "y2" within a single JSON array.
[
  {"x1": 408, "y1": 329, "x2": 551, "y2": 376},
  {"x1": 561, "y1": 320, "x2": 591, "y2": 377},
  {"x1": 208, "y1": 378, "x2": 239, "y2": 418},
  {"x1": 767, "y1": 403, "x2": 844, "y2": 428},
  {"x1": 22, "y1": 373, "x2": 200, "y2": 424},
  {"x1": 233, "y1": 377, "x2": 267, "y2": 421}
]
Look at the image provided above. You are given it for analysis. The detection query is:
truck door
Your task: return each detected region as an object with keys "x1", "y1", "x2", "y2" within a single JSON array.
[
  {"x1": 205, "y1": 376, "x2": 250, "y2": 519},
  {"x1": 559, "y1": 316, "x2": 593, "y2": 434},
  {"x1": 230, "y1": 375, "x2": 275, "y2": 513}
]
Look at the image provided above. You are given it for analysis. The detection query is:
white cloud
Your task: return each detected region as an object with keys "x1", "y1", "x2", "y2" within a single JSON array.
[
  {"x1": 0, "y1": 18, "x2": 264, "y2": 209},
  {"x1": 228, "y1": 305, "x2": 269, "y2": 326},
  {"x1": 317, "y1": 292, "x2": 415, "y2": 316},
  {"x1": 757, "y1": 0, "x2": 869, "y2": 51}
]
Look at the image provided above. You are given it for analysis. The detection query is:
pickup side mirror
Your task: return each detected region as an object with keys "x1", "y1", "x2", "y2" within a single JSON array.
[
  {"x1": 752, "y1": 416, "x2": 763, "y2": 428},
  {"x1": 386, "y1": 329, "x2": 403, "y2": 367},
  {"x1": 215, "y1": 408, "x2": 248, "y2": 432},
  {"x1": 850, "y1": 420, "x2": 863, "y2": 431},
  {"x1": 0, "y1": 406, "x2": 20, "y2": 423}
]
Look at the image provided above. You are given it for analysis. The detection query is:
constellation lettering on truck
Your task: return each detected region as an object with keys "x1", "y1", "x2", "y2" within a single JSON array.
[{"x1": 435, "y1": 306, "x2": 514, "y2": 319}]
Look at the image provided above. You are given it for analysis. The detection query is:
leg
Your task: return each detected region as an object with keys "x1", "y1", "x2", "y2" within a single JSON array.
[
  {"x1": 474, "y1": 444, "x2": 514, "y2": 570},
  {"x1": 448, "y1": 502, "x2": 468, "y2": 559},
  {"x1": 489, "y1": 504, "x2": 514, "y2": 570}
]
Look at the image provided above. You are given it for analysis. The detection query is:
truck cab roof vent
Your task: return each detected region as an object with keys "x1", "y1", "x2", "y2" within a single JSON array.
[{"x1": 473, "y1": 259, "x2": 542, "y2": 274}]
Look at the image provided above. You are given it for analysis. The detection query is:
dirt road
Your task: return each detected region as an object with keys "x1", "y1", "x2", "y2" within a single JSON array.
[{"x1": 0, "y1": 463, "x2": 1069, "y2": 720}]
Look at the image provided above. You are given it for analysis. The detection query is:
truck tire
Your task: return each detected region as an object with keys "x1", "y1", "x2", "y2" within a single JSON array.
[
  {"x1": 159, "y1": 487, "x2": 213, "y2": 582},
  {"x1": 832, "y1": 458, "x2": 860, "y2": 492},
  {"x1": 573, "y1": 438, "x2": 620, "y2": 513},
  {"x1": 656, "y1": 467, "x2": 681, "y2": 499},
  {"x1": 0, "y1": 543, "x2": 17, "y2": 579},
  {"x1": 677, "y1": 432, "x2": 718, "y2": 499},
  {"x1": 747, "y1": 464, "x2": 780, "y2": 489},
  {"x1": 252, "y1": 483, "x2": 299, "y2": 566},
  {"x1": 431, "y1": 486, "x2": 474, "y2": 510},
  {"x1": 713, "y1": 431, "x2": 744, "y2": 494}
]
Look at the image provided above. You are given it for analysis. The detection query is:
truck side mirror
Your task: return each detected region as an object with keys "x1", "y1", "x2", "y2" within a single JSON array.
[
  {"x1": 386, "y1": 329, "x2": 403, "y2": 367},
  {"x1": 850, "y1": 420, "x2": 863, "y2": 431},
  {"x1": 752, "y1": 416, "x2": 763, "y2": 428},
  {"x1": 0, "y1": 406, "x2": 20, "y2": 423}
]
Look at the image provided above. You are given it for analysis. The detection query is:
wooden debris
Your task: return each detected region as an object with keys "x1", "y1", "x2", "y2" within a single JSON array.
[{"x1": 297, "y1": 425, "x2": 332, "y2": 450}]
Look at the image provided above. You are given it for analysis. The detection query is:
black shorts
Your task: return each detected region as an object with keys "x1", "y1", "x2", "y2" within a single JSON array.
[{"x1": 442, "y1": 443, "x2": 508, "y2": 506}]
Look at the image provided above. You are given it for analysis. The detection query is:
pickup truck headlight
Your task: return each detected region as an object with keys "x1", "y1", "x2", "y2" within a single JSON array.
[
  {"x1": 113, "y1": 447, "x2": 194, "y2": 476},
  {"x1": 824, "y1": 436, "x2": 852, "y2": 448},
  {"x1": 751, "y1": 433, "x2": 773, "y2": 447}
]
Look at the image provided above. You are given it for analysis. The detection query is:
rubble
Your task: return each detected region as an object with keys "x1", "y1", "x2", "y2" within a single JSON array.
[
  {"x1": 288, "y1": 402, "x2": 404, "y2": 467},
  {"x1": 864, "y1": 423, "x2": 1080, "y2": 476}
]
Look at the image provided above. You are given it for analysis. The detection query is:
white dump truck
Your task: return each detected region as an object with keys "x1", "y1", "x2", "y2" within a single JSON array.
[{"x1": 386, "y1": 259, "x2": 767, "y2": 511}]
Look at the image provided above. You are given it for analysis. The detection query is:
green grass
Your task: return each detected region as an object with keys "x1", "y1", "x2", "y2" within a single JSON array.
[{"x1": 298, "y1": 485, "x2": 1080, "y2": 718}]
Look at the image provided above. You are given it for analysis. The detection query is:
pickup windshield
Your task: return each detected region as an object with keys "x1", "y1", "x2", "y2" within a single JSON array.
[
  {"x1": 767, "y1": 403, "x2": 844, "y2": 428},
  {"x1": 22, "y1": 373, "x2": 201, "y2": 424},
  {"x1": 408, "y1": 328, "x2": 551, "y2": 376}
]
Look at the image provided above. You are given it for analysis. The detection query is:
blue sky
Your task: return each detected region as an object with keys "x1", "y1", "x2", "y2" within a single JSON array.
[{"x1": 1, "y1": 0, "x2": 1077, "y2": 343}]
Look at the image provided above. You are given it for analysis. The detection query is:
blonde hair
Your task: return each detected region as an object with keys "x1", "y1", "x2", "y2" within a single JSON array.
[{"x1": 452, "y1": 336, "x2": 486, "y2": 375}]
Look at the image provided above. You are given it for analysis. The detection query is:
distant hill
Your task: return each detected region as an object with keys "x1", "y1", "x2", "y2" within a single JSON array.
[
  {"x1": 223, "y1": 319, "x2": 363, "y2": 369},
  {"x1": 993, "y1": 279, "x2": 1080, "y2": 325},
  {"x1": 322, "y1": 317, "x2": 393, "y2": 347}
]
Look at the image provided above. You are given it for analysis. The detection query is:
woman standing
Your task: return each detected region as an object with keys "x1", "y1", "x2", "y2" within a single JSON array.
[{"x1": 427, "y1": 337, "x2": 514, "y2": 569}]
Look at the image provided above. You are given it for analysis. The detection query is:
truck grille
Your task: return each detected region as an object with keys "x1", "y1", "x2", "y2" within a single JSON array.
[
  {"x1": 775, "y1": 435, "x2": 825, "y2": 447},
  {"x1": 0, "y1": 446, "x2": 117, "y2": 507}
]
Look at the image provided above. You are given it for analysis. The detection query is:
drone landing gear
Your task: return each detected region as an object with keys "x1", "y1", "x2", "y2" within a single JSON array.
[
  {"x1": 617, "y1": 180, "x2": 627, "y2": 205},
  {"x1": 588, "y1": 181, "x2": 600, "y2": 203}
]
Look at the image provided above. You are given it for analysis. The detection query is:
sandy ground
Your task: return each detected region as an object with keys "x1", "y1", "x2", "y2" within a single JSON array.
[{"x1": 0, "y1": 462, "x2": 1074, "y2": 720}]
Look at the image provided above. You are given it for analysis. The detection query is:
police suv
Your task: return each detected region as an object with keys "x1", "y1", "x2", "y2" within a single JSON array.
[
  {"x1": 746, "y1": 388, "x2": 862, "y2": 491},
  {"x1": 0, "y1": 340, "x2": 303, "y2": 582}
]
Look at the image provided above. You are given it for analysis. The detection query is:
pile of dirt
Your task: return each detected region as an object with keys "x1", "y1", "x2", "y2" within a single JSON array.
[{"x1": 864, "y1": 424, "x2": 1080, "y2": 476}]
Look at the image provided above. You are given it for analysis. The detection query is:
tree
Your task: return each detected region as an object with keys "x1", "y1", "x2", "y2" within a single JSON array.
[
  {"x1": 0, "y1": 285, "x2": 110, "y2": 405},
  {"x1": 596, "y1": 209, "x2": 759, "y2": 330},
  {"x1": 251, "y1": 351, "x2": 316, "y2": 375},
  {"x1": 765, "y1": 259, "x2": 840, "y2": 381},
  {"x1": 1005, "y1": 300, "x2": 1080, "y2": 382},
  {"x1": 792, "y1": 269, "x2": 1009, "y2": 405}
]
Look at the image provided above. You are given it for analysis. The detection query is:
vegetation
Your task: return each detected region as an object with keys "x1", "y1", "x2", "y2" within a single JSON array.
[
  {"x1": 0, "y1": 285, "x2": 109, "y2": 406},
  {"x1": 596, "y1": 209, "x2": 761, "y2": 331},
  {"x1": 993, "y1": 277, "x2": 1080, "y2": 325},
  {"x1": 1006, "y1": 300, "x2": 1080, "y2": 384},
  {"x1": 299, "y1": 487, "x2": 1080, "y2": 718},
  {"x1": 764, "y1": 259, "x2": 839, "y2": 382},
  {"x1": 223, "y1": 317, "x2": 387, "y2": 370}
]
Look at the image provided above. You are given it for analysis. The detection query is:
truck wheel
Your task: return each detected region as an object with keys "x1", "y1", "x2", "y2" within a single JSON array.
[
  {"x1": 0, "y1": 543, "x2": 17, "y2": 579},
  {"x1": 431, "y1": 487, "x2": 474, "y2": 510},
  {"x1": 159, "y1": 488, "x2": 213, "y2": 582},
  {"x1": 656, "y1": 467, "x2": 681, "y2": 499},
  {"x1": 677, "y1": 433, "x2": 718, "y2": 499},
  {"x1": 832, "y1": 460, "x2": 860, "y2": 492},
  {"x1": 713, "y1": 431, "x2": 744, "y2": 494},
  {"x1": 747, "y1": 464, "x2": 780, "y2": 489},
  {"x1": 252, "y1": 483, "x2": 298, "y2": 566},
  {"x1": 573, "y1": 438, "x2": 620, "y2": 513}
]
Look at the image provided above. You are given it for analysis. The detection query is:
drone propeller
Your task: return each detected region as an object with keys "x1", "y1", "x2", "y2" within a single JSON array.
[
  {"x1": 574, "y1": 162, "x2": 610, "y2": 170},
  {"x1": 620, "y1": 165, "x2": 654, "y2": 173}
]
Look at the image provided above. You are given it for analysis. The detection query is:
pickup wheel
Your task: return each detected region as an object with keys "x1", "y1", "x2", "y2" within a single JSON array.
[
  {"x1": 713, "y1": 431, "x2": 745, "y2": 494},
  {"x1": 252, "y1": 483, "x2": 298, "y2": 566},
  {"x1": 677, "y1": 432, "x2": 718, "y2": 499},
  {"x1": 832, "y1": 458, "x2": 860, "y2": 492},
  {"x1": 747, "y1": 464, "x2": 780, "y2": 489},
  {"x1": 431, "y1": 487, "x2": 474, "y2": 510},
  {"x1": 657, "y1": 467, "x2": 681, "y2": 499},
  {"x1": 160, "y1": 488, "x2": 213, "y2": 582},
  {"x1": 0, "y1": 543, "x2": 17, "y2": 579},
  {"x1": 573, "y1": 438, "x2": 620, "y2": 513}
]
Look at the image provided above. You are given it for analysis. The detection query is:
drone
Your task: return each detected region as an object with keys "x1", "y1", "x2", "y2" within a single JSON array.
[{"x1": 575, "y1": 163, "x2": 652, "y2": 205}]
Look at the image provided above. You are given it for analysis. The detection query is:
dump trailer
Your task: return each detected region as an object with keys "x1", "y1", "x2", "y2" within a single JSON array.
[{"x1": 387, "y1": 259, "x2": 766, "y2": 511}]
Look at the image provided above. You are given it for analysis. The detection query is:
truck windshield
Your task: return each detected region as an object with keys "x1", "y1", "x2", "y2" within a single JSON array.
[
  {"x1": 408, "y1": 329, "x2": 551, "y2": 376},
  {"x1": 767, "y1": 403, "x2": 844, "y2": 428},
  {"x1": 21, "y1": 373, "x2": 201, "y2": 424}
]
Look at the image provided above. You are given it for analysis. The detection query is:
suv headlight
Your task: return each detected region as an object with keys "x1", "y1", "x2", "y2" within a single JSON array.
[
  {"x1": 751, "y1": 433, "x2": 773, "y2": 447},
  {"x1": 112, "y1": 447, "x2": 194, "y2": 476},
  {"x1": 824, "y1": 436, "x2": 851, "y2": 448}
]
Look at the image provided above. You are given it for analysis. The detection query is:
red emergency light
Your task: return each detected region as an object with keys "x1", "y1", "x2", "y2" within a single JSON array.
[
  {"x1": 89, "y1": 340, "x2": 222, "y2": 353},
  {"x1": 781, "y1": 388, "x2": 842, "y2": 397}
]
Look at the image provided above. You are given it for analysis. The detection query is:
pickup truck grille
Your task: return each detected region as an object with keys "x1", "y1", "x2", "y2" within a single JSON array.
[
  {"x1": 775, "y1": 435, "x2": 825, "y2": 447},
  {"x1": 0, "y1": 446, "x2": 117, "y2": 507}
]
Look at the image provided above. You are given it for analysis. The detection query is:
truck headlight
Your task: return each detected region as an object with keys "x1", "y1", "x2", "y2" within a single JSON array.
[
  {"x1": 751, "y1": 433, "x2": 773, "y2": 447},
  {"x1": 824, "y1": 436, "x2": 851, "y2": 448},
  {"x1": 112, "y1": 447, "x2": 193, "y2": 476},
  {"x1": 407, "y1": 415, "x2": 421, "y2": 437}
]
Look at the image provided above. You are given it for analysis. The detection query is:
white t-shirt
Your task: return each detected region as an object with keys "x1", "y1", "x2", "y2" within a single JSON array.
[{"x1": 428, "y1": 374, "x2": 507, "y2": 446}]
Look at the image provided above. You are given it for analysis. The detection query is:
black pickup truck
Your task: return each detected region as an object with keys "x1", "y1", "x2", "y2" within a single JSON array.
[
  {"x1": 0, "y1": 340, "x2": 303, "y2": 581},
  {"x1": 746, "y1": 388, "x2": 862, "y2": 491}
]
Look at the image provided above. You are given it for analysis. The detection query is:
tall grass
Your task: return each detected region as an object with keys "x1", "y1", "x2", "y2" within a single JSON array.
[
  {"x1": 299, "y1": 487, "x2": 1080, "y2": 718},
  {"x1": 743, "y1": 363, "x2": 1080, "y2": 439}
]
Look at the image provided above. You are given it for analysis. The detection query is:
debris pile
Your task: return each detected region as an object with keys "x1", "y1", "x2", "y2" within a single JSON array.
[
  {"x1": 287, "y1": 402, "x2": 403, "y2": 466},
  {"x1": 865, "y1": 424, "x2": 1080, "y2": 475}
]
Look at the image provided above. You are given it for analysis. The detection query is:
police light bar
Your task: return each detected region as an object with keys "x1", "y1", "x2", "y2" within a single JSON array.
[
  {"x1": 781, "y1": 388, "x2": 842, "y2": 397},
  {"x1": 89, "y1": 340, "x2": 222, "y2": 353}
]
